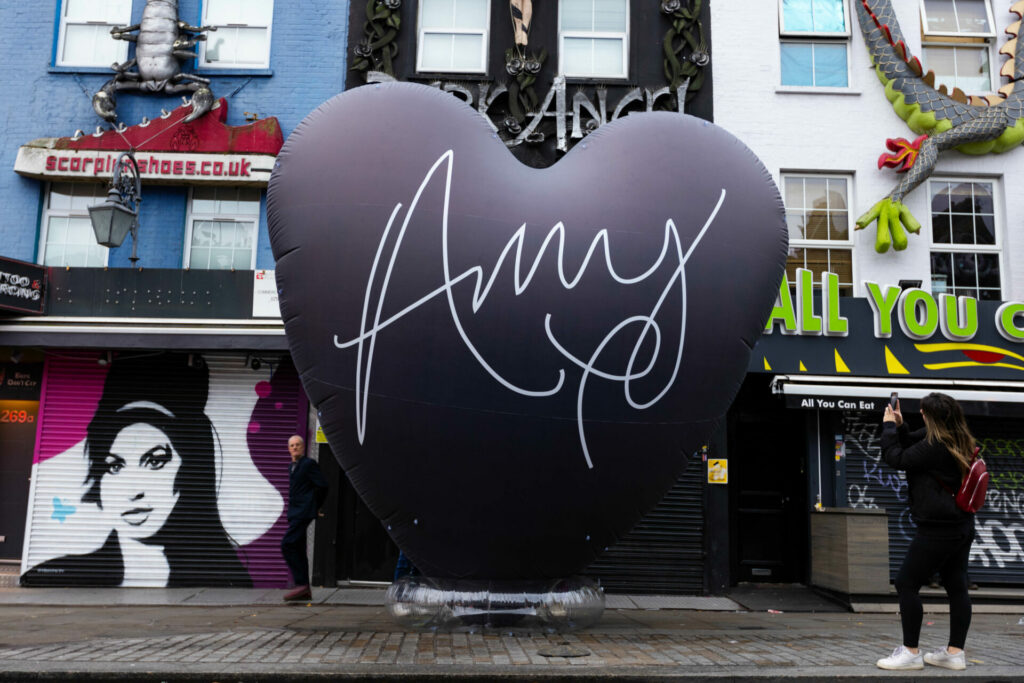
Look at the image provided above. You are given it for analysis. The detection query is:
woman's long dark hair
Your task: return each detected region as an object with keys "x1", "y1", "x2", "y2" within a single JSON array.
[
  {"x1": 84, "y1": 353, "x2": 252, "y2": 587},
  {"x1": 920, "y1": 392, "x2": 976, "y2": 478}
]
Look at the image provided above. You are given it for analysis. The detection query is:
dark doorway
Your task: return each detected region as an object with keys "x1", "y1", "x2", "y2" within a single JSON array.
[
  {"x1": 728, "y1": 376, "x2": 809, "y2": 583},
  {"x1": 314, "y1": 444, "x2": 399, "y2": 584},
  {"x1": 0, "y1": 359, "x2": 43, "y2": 563}
]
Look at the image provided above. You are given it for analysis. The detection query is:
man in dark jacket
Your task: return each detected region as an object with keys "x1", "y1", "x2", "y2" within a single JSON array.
[{"x1": 281, "y1": 435, "x2": 328, "y2": 601}]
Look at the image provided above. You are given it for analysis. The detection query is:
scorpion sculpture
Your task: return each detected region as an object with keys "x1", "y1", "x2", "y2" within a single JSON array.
[
  {"x1": 92, "y1": 0, "x2": 216, "y2": 124},
  {"x1": 855, "y1": 0, "x2": 1024, "y2": 252}
]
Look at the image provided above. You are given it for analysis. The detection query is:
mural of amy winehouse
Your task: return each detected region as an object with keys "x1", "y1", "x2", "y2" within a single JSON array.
[{"x1": 22, "y1": 353, "x2": 252, "y2": 587}]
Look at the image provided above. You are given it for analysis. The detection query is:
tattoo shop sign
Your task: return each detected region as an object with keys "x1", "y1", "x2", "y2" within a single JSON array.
[
  {"x1": 0, "y1": 256, "x2": 45, "y2": 315},
  {"x1": 752, "y1": 268, "x2": 1024, "y2": 381},
  {"x1": 14, "y1": 147, "x2": 275, "y2": 186}
]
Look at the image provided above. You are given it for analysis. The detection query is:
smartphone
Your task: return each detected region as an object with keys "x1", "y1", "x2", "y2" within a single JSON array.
[{"x1": 889, "y1": 392, "x2": 899, "y2": 409}]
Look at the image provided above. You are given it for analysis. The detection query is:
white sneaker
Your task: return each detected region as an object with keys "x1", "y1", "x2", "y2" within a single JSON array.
[
  {"x1": 876, "y1": 645, "x2": 924, "y2": 670},
  {"x1": 924, "y1": 647, "x2": 967, "y2": 670}
]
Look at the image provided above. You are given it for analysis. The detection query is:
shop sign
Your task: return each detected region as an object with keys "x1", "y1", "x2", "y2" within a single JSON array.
[
  {"x1": 0, "y1": 256, "x2": 45, "y2": 315},
  {"x1": 252, "y1": 270, "x2": 281, "y2": 318},
  {"x1": 707, "y1": 459, "x2": 728, "y2": 484},
  {"x1": 753, "y1": 269, "x2": 1024, "y2": 380},
  {"x1": 14, "y1": 147, "x2": 274, "y2": 186}
]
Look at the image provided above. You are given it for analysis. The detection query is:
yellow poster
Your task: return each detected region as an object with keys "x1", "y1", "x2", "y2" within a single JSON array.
[
  {"x1": 315, "y1": 419, "x2": 327, "y2": 443},
  {"x1": 707, "y1": 458, "x2": 728, "y2": 484}
]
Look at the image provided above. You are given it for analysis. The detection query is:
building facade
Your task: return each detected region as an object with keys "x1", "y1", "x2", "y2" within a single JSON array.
[
  {"x1": 714, "y1": 0, "x2": 1024, "y2": 589},
  {"x1": 0, "y1": 0, "x2": 350, "y2": 588}
]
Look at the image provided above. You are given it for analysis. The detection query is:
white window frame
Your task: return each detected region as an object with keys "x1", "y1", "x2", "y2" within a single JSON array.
[
  {"x1": 198, "y1": 0, "x2": 274, "y2": 70},
  {"x1": 778, "y1": 0, "x2": 851, "y2": 88},
  {"x1": 781, "y1": 172, "x2": 856, "y2": 293},
  {"x1": 54, "y1": 0, "x2": 132, "y2": 68},
  {"x1": 919, "y1": 0, "x2": 996, "y2": 39},
  {"x1": 183, "y1": 187, "x2": 261, "y2": 270},
  {"x1": 920, "y1": 42, "x2": 995, "y2": 93},
  {"x1": 927, "y1": 177, "x2": 1003, "y2": 300},
  {"x1": 416, "y1": 0, "x2": 490, "y2": 75},
  {"x1": 777, "y1": 0, "x2": 851, "y2": 38},
  {"x1": 558, "y1": 0, "x2": 629, "y2": 80},
  {"x1": 38, "y1": 182, "x2": 110, "y2": 267}
]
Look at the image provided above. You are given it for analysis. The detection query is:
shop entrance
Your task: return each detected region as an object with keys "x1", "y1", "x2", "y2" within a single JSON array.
[
  {"x1": 314, "y1": 444, "x2": 399, "y2": 585},
  {"x1": 0, "y1": 358, "x2": 42, "y2": 563},
  {"x1": 728, "y1": 377, "x2": 809, "y2": 584}
]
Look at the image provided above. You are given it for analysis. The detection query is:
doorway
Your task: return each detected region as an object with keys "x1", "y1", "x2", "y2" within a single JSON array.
[{"x1": 728, "y1": 376, "x2": 809, "y2": 583}]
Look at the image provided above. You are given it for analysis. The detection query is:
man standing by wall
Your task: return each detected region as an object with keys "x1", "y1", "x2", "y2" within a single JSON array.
[{"x1": 282, "y1": 435, "x2": 328, "y2": 601}]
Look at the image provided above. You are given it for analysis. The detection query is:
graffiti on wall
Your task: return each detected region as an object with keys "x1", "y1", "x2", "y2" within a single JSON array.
[
  {"x1": 21, "y1": 353, "x2": 300, "y2": 588},
  {"x1": 844, "y1": 411, "x2": 1024, "y2": 582}
]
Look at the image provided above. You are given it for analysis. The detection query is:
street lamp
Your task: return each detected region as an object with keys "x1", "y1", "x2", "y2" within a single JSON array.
[{"x1": 88, "y1": 151, "x2": 142, "y2": 265}]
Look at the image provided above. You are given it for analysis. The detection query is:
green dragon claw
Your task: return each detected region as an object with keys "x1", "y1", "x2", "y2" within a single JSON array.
[{"x1": 855, "y1": 198, "x2": 921, "y2": 253}]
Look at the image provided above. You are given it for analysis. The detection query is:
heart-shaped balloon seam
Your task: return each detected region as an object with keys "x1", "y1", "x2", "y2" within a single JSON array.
[{"x1": 268, "y1": 82, "x2": 787, "y2": 580}]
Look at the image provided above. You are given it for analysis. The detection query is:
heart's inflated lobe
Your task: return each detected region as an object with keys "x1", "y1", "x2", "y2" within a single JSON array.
[{"x1": 268, "y1": 82, "x2": 788, "y2": 579}]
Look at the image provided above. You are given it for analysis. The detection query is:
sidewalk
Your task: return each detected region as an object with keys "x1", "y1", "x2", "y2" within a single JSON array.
[{"x1": 0, "y1": 586, "x2": 1022, "y2": 681}]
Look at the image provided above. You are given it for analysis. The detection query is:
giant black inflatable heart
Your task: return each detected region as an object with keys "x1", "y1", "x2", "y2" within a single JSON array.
[{"x1": 268, "y1": 82, "x2": 787, "y2": 579}]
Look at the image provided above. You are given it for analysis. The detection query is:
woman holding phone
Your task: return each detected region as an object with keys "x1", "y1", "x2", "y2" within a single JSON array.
[{"x1": 875, "y1": 392, "x2": 976, "y2": 671}]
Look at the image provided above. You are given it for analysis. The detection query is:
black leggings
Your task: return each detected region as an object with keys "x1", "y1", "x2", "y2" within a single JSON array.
[{"x1": 894, "y1": 523, "x2": 974, "y2": 649}]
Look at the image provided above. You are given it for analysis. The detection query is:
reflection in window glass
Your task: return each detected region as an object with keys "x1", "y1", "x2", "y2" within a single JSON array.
[
  {"x1": 57, "y1": 0, "x2": 131, "y2": 67},
  {"x1": 187, "y1": 187, "x2": 261, "y2": 270},
  {"x1": 559, "y1": 0, "x2": 628, "y2": 78},
  {"x1": 41, "y1": 183, "x2": 109, "y2": 267},
  {"x1": 783, "y1": 175, "x2": 853, "y2": 295},
  {"x1": 201, "y1": 0, "x2": 273, "y2": 68},
  {"x1": 922, "y1": 45, "x2": 990, "y2": 93},
  {"x1": 929, "y1": 180, "x2": 1000, "y2": 300},
  {"x1": 923, "y1": 0, "x2": 991, "y2": 34}
]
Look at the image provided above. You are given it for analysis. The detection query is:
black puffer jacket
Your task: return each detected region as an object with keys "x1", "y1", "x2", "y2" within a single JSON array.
[{"x1": 880, "y1": 423, "x2": 973, "y2": 526}]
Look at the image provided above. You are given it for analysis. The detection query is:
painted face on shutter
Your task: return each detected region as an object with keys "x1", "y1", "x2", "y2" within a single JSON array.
[{"x1": 102, "y1": 423, "x2": 182, "y2": 540}]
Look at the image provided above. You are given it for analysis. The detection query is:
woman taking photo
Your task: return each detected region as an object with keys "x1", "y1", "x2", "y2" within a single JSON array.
[{"x1": 875, "y1": 392, "x2": 975, "y2": 671}]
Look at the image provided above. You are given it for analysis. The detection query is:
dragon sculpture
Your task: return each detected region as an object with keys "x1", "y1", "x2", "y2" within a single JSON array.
[
  {"x1": 854, "y1": 0, "x2": 1024, "y2": 252},
  {"x1": 92, "y1": 0, "x2": 216, "y2": 124}
]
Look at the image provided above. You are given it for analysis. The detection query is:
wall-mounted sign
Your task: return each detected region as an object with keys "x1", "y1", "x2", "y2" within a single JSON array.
[
  {"x1": 14, "y1": 99, "x2": 282, "y2": 188},
  {"x1": 753, "y1": 270, "x2": 1024, "y2": 381},
  {"x1": 707, "y1": 459, "x2": 728, "y2": 484},
  {"x1": 0, "y1": 256, "x2": 45, "y2": 315},
  {"x1": 15, "y1": 148, "x2": 274, "y2": 186},
  {"x1": 252, "y1": 270, "x2": 281, "y2": 318}
]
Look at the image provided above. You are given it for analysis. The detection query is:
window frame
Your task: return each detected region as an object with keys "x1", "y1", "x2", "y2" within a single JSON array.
[
  {"x1": 920, "y1": 42, "x2": 994, "y2": 93},
  {"x1": 557, "y1": 0, "x2": 630, "y2": 80},
  {"x1": 53, "y1": 0, "x2": 132, "y2": 68},
  {"x1": 781, "y1": 172, "x2": 856, "y2": 294},
  {"x1": 197, "y1": 0, "x2": 275, "y2": 71},
  {"x1": 777, "y1": 0, "x2": 852, "y2": 38},
  {"x1": 38, "y1": 182, "x2": 110, "y2": 267},
  {"x1": 415, "y1": 0, "x2": 491, "y2": 75},
  {"x1": 182, "y1": 186, "x2": 261, "y2": 271},
  {"x1": 777, "y1": 0, "x2": 851, "y2": 88},
  {"x1": 927, "y1": 176, "x2": 1003, "y2": 300},
  {"x1": 919, "y1": 0, "x2": 996, "y2": 39}
]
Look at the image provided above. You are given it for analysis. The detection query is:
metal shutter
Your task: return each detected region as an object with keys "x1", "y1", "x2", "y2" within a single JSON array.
[
  {"x1": 22, "y1": 351, "x2": 302, "y2": 588},
  {"x1": 843, "y1": 411, "x2": 1024, "y2": 586},
  {"x1": 585, "y1": 457, "x2": 704, "y2": 594}
]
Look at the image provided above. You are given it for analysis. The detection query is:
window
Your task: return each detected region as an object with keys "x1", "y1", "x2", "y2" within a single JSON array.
[
  {"x1": 185, "y1": 187, "x2": 261, "y2": 270},
  {"x1": 55, "y1": 0, "x2": 132, "y2": 67},
  {"x1": 200, "y1": 0, "x2": 274, "y2": 69},
  {"x1": 417, "y1": 0, "x2": 489, "y2": 74},
  {"x1": 40, "y1": 183, "x2": 109, "y2": 267},
  {"x1": 559, "y1": 0, "x2": 628, "y2": 79},
  {"x1": 921, "y1": 45, "x2": 991, "y2": 92},
  {"x1": 921, "y1": 0, "x2": 995, "y2": 93},
  {"x1": 921, "y1": 0, "x2": 994, "y2": 37},
  {"x1": 782, "y1": 174, "x2": 854, "y2": 295},
  {"x1": 779, "y1": 0, "x2": 850, "y2": 87},
  {"x1": 929, "y1": 179, "x2": 1001, "y2": 300}
]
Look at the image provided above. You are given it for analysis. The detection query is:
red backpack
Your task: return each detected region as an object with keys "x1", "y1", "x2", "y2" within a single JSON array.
[{"x1": 936, "y1": 446, "x2": 988, "y2": 513}]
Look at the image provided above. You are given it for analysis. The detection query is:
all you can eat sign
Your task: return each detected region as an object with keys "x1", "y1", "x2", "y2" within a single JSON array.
[{"x1": 752, "y1": 268, "x2": 1024, "y2": 381}]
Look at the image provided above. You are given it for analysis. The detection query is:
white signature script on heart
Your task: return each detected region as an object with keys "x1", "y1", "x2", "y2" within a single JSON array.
[{"x1": 333, "y1": 150, "x2": 726, "y2": 469}]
